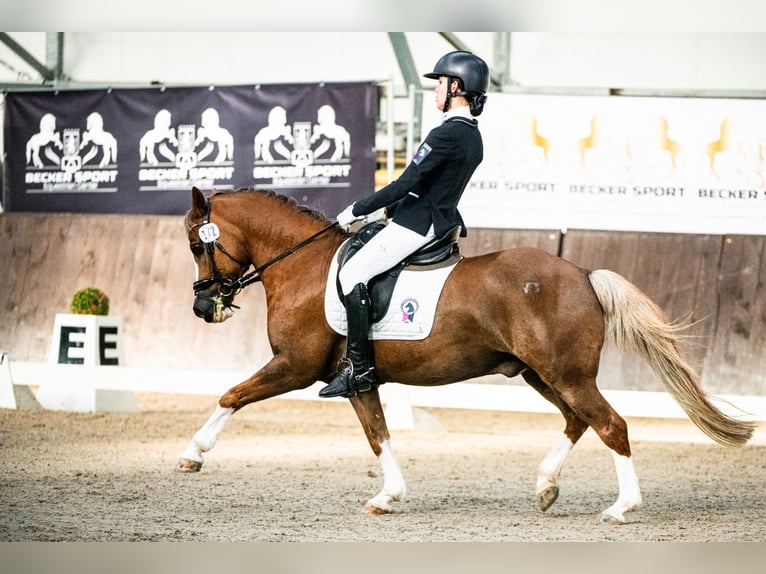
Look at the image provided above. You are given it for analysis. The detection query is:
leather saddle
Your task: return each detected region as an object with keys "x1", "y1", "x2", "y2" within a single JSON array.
[{"x1": 336, "y1": 222, "x2": 462, "y2": 322}]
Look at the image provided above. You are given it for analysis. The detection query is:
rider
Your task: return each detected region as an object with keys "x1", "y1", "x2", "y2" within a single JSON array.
[{"x1": 319, "y1": 50, "x2": 490, "y2": 399}]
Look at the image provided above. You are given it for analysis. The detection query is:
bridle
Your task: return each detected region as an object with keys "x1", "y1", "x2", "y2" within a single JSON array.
[{"x1": 190, "y1": 195, "x2": 338, "y2": 299}]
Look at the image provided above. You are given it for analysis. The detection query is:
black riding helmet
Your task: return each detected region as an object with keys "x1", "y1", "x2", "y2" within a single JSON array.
[{"x1": 424, "y1": 50, "x2": 489, "y2": 116}]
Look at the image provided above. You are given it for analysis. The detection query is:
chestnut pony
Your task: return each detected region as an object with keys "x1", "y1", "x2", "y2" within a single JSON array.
[{"x1": 179, "y1": 187, "x2": 753, "y2": 524}]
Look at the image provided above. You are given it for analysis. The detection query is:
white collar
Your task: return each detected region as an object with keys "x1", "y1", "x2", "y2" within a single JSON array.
[{"x1": 441, "y1": 106, "x2": 474, "y2": 123}]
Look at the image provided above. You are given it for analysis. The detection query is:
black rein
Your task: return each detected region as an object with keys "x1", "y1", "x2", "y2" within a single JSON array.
[
  {"x1": 191, "y1": 198, "x2": 338, "y2": 296},
  {"x1": 230, "y1": 220, "x2": 339, "y2": 291}
]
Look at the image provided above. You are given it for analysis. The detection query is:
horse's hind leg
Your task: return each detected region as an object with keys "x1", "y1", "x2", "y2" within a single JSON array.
[
  {"x1": 522, "y1": 370, "x2": 589, "y2": 512},
  {"x1": 601, "y1": 449, "x2": 641, "y2": 525},
  {"x1": 349, "y1": 388, "x2": 406, "y2": 514},
  {"x1": 556, "y1": 379, "x2": 642, "y2": 524}
]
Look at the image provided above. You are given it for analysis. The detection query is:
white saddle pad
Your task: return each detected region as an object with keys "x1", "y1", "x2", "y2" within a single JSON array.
[{"x1": 324, "y1": 243, "x2": 460, "y2": 341}]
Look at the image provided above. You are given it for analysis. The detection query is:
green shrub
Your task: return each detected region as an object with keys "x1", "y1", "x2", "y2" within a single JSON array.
[{"x1": 70, "y1": 287, "x2": 110, "y2": 316}]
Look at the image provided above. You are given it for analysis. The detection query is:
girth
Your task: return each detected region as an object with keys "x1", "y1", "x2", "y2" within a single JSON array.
[{"x1": 336, "y1": 222, "x2": 461, "y2": 322}]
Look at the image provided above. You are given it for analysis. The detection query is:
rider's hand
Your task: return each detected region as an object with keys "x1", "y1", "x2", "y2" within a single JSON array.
[
  {"x1": 336, "y1": 203, "x2": 362, "y2": 231},
  {"x1": 364, "y1": 207, "x2": 387, "y2": 224}
]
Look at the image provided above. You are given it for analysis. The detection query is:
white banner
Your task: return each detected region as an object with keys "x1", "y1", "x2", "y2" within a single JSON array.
[{"x1": 422, "y1": 93, "x2": 766, "y2": 234}]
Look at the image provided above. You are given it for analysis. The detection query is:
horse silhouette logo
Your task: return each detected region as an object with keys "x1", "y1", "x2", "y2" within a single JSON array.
[
  {"x1": 195, "y1": 108, "x2": 233, "y2": 163},
  {"x1": 252, "y1": 104, "x2": 353, "y2": 187},
  {"x1": 139, "y1": 107, "x2": 234, "y2": 170},
  {"x1": 80, "y1": 112, "x2": 117, "y2": 168},
  {"x1": 254, "y1": 104, "x2": 351, "y2": 166},
  {"x1": 25, "y1": 113, "x2": 63, "y2": 168},
  {"x1": 140, "y1": 109, "x2": 178, "y2": 165},
  {"x1": 310, "y1": 104, "x2": 350, "y2": 161},
  {"x1": 400, "y1": 298, "x2": 419, "y2": 323},
  {"x1": 25, "y1": 112, "x2": 117, "y2": 173}
]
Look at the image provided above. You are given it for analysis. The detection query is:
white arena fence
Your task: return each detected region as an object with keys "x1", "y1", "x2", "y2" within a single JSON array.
[{"x1": 2, "y1": 353, "x2": 765, "y2": 430}]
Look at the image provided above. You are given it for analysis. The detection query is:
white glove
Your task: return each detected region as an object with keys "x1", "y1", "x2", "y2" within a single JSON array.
[
  {"x1": 336, "y1": 203, "x2": 362, "y2": 231},
  {"x1": 364, "y1": 207, "x2": 387, "y2": 224}
]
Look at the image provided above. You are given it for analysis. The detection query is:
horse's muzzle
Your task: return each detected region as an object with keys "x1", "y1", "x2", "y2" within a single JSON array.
[{"x1": 193, "y1": 294, "x2": 234, "y2": 323}]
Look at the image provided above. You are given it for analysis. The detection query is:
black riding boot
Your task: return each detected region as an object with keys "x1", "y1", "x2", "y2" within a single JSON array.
[{"x1": 319, "y1": 282, "x2": 378, "y2": 398}]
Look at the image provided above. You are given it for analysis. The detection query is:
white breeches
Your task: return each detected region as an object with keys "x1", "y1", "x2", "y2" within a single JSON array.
[{"x1": 338, "y1": 221, "x2": 435, "y2": 295}]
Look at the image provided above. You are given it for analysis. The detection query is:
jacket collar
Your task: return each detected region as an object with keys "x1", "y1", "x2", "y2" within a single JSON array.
[{"x1": 441, "y1": 105, "x2": 474, "y2": 123}]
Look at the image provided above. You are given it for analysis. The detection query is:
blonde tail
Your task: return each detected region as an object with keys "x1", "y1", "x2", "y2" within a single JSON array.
[{"x1": 588, "y1": 269, "x2": 754, "y2": 447}]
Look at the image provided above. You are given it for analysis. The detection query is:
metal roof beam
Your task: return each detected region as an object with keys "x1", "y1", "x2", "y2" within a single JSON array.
[
  {"x1": 45, "y1": 33, "x2": 64, "y2": 82},
  {"x1": 387, "y1": 32, "x2": 422, "y2": 89},
  {"x1": 0, "y1": 32, "x2": 55, "y2": 82}
]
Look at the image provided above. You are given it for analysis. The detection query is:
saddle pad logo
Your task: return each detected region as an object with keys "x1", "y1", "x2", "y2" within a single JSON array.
[{"x1": 400, "y1": 298, "x2": 419, "y2": 323}]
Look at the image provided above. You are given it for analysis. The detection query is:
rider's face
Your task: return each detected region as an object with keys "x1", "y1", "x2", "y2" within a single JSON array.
[
  {"x1": 434, "y1": 76, "x2": 449, "y2": 111},
  {"x1": 434, "y1": 76, "x2": 459, "y2": 111}
]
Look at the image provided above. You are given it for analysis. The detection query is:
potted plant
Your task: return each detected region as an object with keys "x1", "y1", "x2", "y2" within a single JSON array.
[{"x1": 70, "y1": 286, "x2": 110, "y2": 316}]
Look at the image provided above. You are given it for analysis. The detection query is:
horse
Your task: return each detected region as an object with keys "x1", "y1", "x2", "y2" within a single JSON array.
[
  {"x1": 25, "y1": 112, "x2": 63, "y2": 168},
  {"x1": 139, "y1": 109, "x2": 178, "y2": 165},
  {"x1": 178, "y1": 186, "x2": 755, "y2": 525},
  {"x1": 80, "y1": 112, "x2": 118, "y2": 167}
]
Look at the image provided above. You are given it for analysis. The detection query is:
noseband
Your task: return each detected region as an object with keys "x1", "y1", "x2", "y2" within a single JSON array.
[{"x1": 190, "y1": 195, "x2": 338, "y2": 299}]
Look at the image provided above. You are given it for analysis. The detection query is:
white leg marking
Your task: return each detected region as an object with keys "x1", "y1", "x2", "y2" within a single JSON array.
[
  {"x1": 180, "y1": 405, "x2": 234, "y2": 464},
  {"x1": 536, "y1": 434, "x2": 574, "y2": 495},
  {"x1": 365, "y1": 439, "x2": 406, "y2": 513},
  {"x1": 601, "y1": 452, "x2": 642, "y2": 524}
]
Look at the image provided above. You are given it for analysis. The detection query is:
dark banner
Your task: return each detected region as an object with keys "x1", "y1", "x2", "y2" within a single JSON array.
[{"x1": 2, "y1": 82, "x2": 379, "y2": 217}]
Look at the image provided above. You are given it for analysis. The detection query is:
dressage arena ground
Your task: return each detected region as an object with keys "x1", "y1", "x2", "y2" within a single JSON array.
[{"x1": 1, "y1": 391, "x2": 765, "y2": 543}]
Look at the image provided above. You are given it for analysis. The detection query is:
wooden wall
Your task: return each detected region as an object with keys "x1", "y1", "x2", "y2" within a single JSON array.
[
  {"x1": 1, "y1": 212, "x2": 272, "y2": 374},
  {"x1": 561, "y1": 231, "x2": 766, "y2": 396},
  {"x1": 1, "y1": 213, "x2": 764, "y2": 396}
]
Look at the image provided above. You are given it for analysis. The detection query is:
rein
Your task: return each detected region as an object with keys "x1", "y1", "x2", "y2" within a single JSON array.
[
  {"x1": 223, "y1": 220, "x2": 339, "y2": 291},
  {"x1": 192, "y1": 196, "x2": 338, "y2": 297}
]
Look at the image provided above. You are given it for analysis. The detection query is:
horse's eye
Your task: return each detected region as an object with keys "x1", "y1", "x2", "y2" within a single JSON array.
[{"x1": 190, "y1": 242, "x2": 205, "y2": 256}]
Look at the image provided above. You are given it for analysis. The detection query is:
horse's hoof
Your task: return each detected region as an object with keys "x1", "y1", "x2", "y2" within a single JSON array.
[
  {"x1": 176, "y1": 458, "x2": 203, "y2": 473},
  {"x1": 537, "y1": 485, "x2": 559, "y2": 511},
  {"x1": 599, "y1": 512, "x2": 625, "y2": 525},
  {"x1": 363, "y1": 502, "x2": 391, "y2": 515}
]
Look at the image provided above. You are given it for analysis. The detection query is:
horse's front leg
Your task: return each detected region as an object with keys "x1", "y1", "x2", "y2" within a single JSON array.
[
  {"x1": 177, "y1": 404, "x2": 234, "y2": 472},
  {"x1": 176, "y1": 357, "x2": 309, "y2": 473},
  {"x1": 349, "y1": 388, "x2": 406, "y2": 514}
]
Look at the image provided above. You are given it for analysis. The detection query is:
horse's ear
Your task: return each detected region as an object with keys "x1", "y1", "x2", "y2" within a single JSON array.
[{"x1": 191, "y1": 187, "x2": 206, "y2": 217}]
